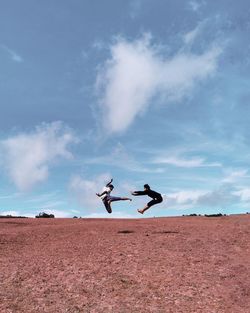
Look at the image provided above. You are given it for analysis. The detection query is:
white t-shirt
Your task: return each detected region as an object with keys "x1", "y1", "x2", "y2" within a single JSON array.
[{"x1": 100, "y1": 186, "x2": 112, "y2": 200}]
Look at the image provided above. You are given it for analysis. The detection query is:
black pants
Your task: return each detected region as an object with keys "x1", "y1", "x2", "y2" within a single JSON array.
[
  {"x1": 147, "y1": 196, "x2": 163, "y2": 208},
  {"x1": 103, "y1": 199, "x2": 112, "y2": 214}
]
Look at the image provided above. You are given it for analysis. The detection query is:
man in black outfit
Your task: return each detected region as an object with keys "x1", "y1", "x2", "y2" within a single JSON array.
[{"x1": 131, "y1": 184, "x2": 163, "y2": 214}]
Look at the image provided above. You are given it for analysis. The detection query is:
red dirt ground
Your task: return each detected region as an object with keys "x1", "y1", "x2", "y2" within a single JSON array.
[{"x1": 0, "y1": 215, "x2": 250, "y2": 313}]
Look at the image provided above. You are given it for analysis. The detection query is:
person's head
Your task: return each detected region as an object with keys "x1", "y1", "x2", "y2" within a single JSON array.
[
  {"x1": 109, "y1": 184, "x2": 114, "y2": 190},
  {"x1": 144, "y1": 184, "x2": 150, "y2": 190}
]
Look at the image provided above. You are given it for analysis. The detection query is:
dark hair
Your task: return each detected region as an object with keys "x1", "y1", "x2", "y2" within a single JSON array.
[
  {"x1": 144, "y1": 184, "x2": 150, "y2": 190},
  {"x1": 109, "y1": 184, "x2": 114, "y2": 189}
]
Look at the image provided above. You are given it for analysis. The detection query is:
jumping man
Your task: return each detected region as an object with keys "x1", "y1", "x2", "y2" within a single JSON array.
[
  {"x1": 96, "y1": 178, "x2": 132, "y2": 214},
  {"x1": 131, "y1": 184, "x2": 163, "y2": 214}
]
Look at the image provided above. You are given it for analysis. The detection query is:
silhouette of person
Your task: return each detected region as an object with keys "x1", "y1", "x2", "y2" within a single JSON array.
[
  {"x1": 96, "y1": 178, "x2": 132, "y2": 214},
  {"x1": 131, "y1": 184, "x2": 163, "y2": 214}
]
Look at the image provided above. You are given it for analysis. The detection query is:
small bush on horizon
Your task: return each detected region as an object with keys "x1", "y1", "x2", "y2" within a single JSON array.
[{"x1": 35, "y1": 212, "x2": 55, "y2": 218}]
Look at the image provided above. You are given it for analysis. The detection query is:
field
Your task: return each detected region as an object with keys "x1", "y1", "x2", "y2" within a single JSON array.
[{"x1": 1, "y1": 215, "x2": 250, "y2": 313}]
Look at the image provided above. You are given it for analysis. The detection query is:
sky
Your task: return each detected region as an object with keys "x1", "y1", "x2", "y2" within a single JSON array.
[{"x1": 1, "y1": 0, "x2": 250, "y2": 218}]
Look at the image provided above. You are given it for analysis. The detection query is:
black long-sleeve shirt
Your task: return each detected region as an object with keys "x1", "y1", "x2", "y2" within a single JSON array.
[{"x1": 133, "y1": 189, "x2": 162, "y2": 199}]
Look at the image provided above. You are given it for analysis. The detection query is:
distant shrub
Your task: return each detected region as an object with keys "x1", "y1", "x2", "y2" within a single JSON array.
[
  {"x1": 35, "y1": 212, "x2": 55, "y2": 218},
  {"x1": 0, "y1": 215, "x2": 27, "y2": 218},
  {"x1": 205, "y1": 213, "x2": 223, "y2": 217},
  {"x1": 182, "y1": 213, "x2": 198, "y2": 217}
]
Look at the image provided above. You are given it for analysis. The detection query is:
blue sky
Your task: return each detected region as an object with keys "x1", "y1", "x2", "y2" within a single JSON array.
[{"x1": 1, "y1": 0, "x2": 250, "y2": 218}]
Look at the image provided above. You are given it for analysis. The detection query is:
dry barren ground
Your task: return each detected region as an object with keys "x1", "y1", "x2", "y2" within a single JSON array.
[{"x1": 0, "y1": 215, "x2": 250, "y2": 313}]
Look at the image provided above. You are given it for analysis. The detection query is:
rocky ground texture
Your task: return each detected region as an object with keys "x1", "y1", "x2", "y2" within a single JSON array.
[{"x1": 0, "y1": 215, "x2": 250, "y2": 313}]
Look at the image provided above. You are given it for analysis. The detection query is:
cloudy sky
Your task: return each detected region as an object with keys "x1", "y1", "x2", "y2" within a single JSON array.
[{"x1": 1, "y1": 0, "x2": 250, "y2": 218}]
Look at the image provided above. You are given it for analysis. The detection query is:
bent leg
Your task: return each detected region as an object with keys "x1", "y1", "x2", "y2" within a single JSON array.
[
  {"x1": 147, "y1": 197, "x2": 162, "y2": 208},
  {"x1": 138, "y1": 197, "x2": 163, "y2": 214},
  {"x1": 103, "y1": 200, "x2": 112, "y2": 214}
]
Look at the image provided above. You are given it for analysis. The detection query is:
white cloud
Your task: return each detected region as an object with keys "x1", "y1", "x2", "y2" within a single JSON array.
[
  {"x1": 25, "y1": 192, "x2": 60, "y2": 203},
  {"x1": 0, "y1": 192, "x2": 22, "y2": 199},
  {"x1": 0, "y1": 209, "x2": 76, "y2": 218},
  {"x1": 36, "y1": 200, "x2": 66, "y2": 209},
  {"x1": 153, "y1": 155, "x2": 221, "y2": 168},
  {"x1": 69, "y1": 173, "x2": 112, "y2": 209},
  {"x1": 0, "y1": 210, "x2": 36, "y2": 217},
  {"x1": 188, "y1": 0, "x2": 205, "y2": 12},
  {"x1": 166, "y1": 190, "x2": 206, "y2": 208},
  {"x1": 96, "y1": 34, "x2": 222, "y2": 134},
  {"x1": 183, "y1": 21, "x2": 205, "y2": 45},
  {"x1": 166, "y1": 184, "x2": 242, "y2": 210},
  {"x1": 196, "y1": 185, "x2": 240, "y2": 207},
  {"x1": 222, "y1": 169, "x2": 249, "y2": 183},
  {"x1": 86, "y1": 142, "x2": 164, "y2": 173},
  {"x1": 129, "y1": 0, "x2": 142, "y2": 19},
  {"x1": 183, "y1": 28, "x2": 200, "y2": 45},
  {"x1": 92, "y1": 39, "x2": 106, "y2": 51},
  {"x1": 0, "y1": 122, "x2": 77, "y2": 191},
  {"x1": 1, "y1": 44, "x2": 23, "y2": 63},
  {"x1": 0, "y1": 210, "x2": 20, "y2": 216},
  {"x1": 234, "y1": 188, "x2": 250, "y2": 201}
]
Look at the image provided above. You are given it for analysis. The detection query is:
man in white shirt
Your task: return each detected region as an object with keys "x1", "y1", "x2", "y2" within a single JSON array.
[{"x1": 96, "y1": 178, "x2": 132, "y2": 213}]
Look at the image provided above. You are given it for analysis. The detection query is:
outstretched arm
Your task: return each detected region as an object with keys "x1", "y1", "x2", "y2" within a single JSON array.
[
  {"x1": 131, "y1": 190, "x2": 146, "y2": 196},
  {"x1": 96, "y1": 190, "x2": 108, "y2": 197},
  {"x1": 106, "y1": 178, "x2": 113, "y2": 187}
]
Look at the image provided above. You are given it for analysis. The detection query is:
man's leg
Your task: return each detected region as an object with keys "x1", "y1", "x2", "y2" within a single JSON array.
[
  {"x1": 104, "y1": 200, "x2": 112, "y2": 214},
  {"x1": 137, "y1": 205, "x2": 149, "y2": 214},
  {"x1": 138, "y1": 198, "x2": 162, "y2": 214},
  {"x1": 108, "y1": 196, "x2": 132, "y2": 204}
]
